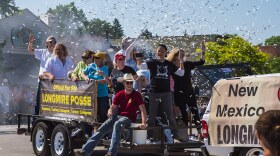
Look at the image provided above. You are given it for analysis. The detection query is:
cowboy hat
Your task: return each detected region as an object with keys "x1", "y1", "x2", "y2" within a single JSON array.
[{"x1": 117, "y1": 73, "x2": 134, "y2": 83}]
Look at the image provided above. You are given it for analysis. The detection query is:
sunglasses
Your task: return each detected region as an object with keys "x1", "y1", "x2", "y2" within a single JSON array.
[
  {"x1": 82, "y1": 56, "x2": 90, "y2": 60},
  {"x1": 125, "y1": 81, "x2": 133, "y2": 85},
  {"x1": 94, "y1": 57, "x2": 101, "y2": 59},
  {"x1": 48, "y1": 41, "x2": 56, "y2": 45},
  {"x1": 117, "y1": 58, "x2": 125, "y2": 61}
]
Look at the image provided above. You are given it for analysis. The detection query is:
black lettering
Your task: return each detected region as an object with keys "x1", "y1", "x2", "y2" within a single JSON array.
[
  {"x1": 216, "y1": 105, "x2": 228, "y2": 117},
  {"x1": 247, "y1": 125, "x2": 258, "y2": 144},
  {"x1": 256, "y1": 107, "x2": 265, "y2": 116},
  {"x1": 228, "y1": 84, "x2": 258, "y2": 97},
  {"x1": 231, "y1": 125, "x2": 239, "y2": 144},
  {"x1": 248, "y1": 107, "x2": 256, "y2": 117},
  {"x1": 243, "y1": 104, "x2": 248, "y2": 116},
  {"x1": 235, "y1": 107, "x2": 243, "y2": 116},
  {"x1": 228, "y1": 84, "x2": 238, "y2": 97},
  {"x1": 239, "y1": 125, "x2": 247, "y2": 144},
  {"x1": 217, "y1": 105, "x2": 265, "y2": 117},
  {"x1": 228, "y1": 107, "x2": 235, "y2": 117},
  {"x1": 239, "y1": 87, "x2": 246, "y2": 96},
  {"x1": 217, "y1": 125, "x2": 223, "y2": 144},
  {"x1": 223, "y1": 125, "x2": 230, "y2": 144},
  {"x1": 247, "y1": 86, "x2": 258, "y2": 96}
]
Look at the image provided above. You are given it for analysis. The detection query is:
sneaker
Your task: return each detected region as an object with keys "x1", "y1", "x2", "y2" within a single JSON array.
[
  {"x1": 75, "y1": 150, "x2": 85, "y2": 156},
  {"x1": 105, "y1": 153, "x2": 112, "y2": 156},
  {"x1": 146, "y1": 138, "x2": 161, "y2": 144},
  {"x1": 173, "y1": 138, "x2": 181, "y2": 143},
  {"x1": 146, "y1": 138, "x2": 153, "y2": 144}
]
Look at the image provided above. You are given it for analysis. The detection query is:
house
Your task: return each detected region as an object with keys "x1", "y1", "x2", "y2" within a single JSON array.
[
  {"x1": 0, "y1": 9, "x2": 54, "y2": 86},
  {"x1": 258, "y1": 46, "x2": 280, "y2": 57}
]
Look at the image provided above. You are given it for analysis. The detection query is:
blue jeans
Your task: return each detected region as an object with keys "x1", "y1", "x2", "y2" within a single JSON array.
[{"x1": 82, "y1": 115, "x2": 132, "y2": 156}]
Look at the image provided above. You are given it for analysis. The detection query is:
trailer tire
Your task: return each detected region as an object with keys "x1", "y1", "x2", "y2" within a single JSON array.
[
  {"x1": 51, "y1": 124, "x2": 70, "y2": 156},
  {"x1": 239, "y1": 147, "x2": 264, "y2": 156},
  {"x1": 32, "y1": 122, "x2": 51, "y2": 156}
]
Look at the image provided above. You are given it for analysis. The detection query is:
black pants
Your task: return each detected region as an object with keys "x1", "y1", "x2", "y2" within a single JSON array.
[{"x1": 174, "y1": 90, "x2": 201, "y2": 126}]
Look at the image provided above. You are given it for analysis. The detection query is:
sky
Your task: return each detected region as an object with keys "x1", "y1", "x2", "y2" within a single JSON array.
[{"x1": 14, "y1": 0, "x2": 280, "y2": 45}]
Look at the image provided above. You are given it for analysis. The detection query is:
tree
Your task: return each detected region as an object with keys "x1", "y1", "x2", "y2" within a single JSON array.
[
  {"x1": 0, "y1": 0, "x2": 19, "y2": 18},
  {"x1": 111, "y1": 18, "x2": 124, "y2": 39},
  {"x1": 268, "y1": 57, "x2": 280, "y2": 73},
  {"x1": 264, "y1": 36, "x2": 280, "y2": 46},
  {"x1": 47, "y1": 2, "x2": 87, "y2": 37},
  {"x1": 204, "y1": 35, "x2": 270, "y2": 74},
  {"x1": 141, "y1": 29, "x2": 153, "y2": 39},
  {"x1": 85, "y1": 18, "x2": 112, "y2": 38}
]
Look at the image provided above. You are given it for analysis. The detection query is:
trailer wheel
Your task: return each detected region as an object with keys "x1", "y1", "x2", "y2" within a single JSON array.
[
  {"x1": 32, "y1": 122, "x2": 51, "y2": 156},
  {"x1": 51, "y1": 124, "x2": 70, "y2": 156},
  {"x1": 239, "y1": 147, "x2": 264, "y2": 156}
]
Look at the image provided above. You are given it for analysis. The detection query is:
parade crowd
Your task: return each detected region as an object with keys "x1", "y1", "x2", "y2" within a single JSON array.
[{"x1": 0, "y1": 33, "x2": 278, "y2": 156}]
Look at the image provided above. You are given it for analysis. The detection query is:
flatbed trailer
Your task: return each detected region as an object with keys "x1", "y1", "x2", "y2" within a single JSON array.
[
  {"x1": 17, "y1": 79, "x2": 204, "y2": 156},
  {"x1": 17, "y1": 114, "x2": 204, "y2": 156}
]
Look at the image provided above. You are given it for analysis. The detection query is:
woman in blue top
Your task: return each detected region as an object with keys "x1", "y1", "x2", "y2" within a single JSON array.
[{"x1": 82, "y1": 52, "x2": 111, "y2": 123}]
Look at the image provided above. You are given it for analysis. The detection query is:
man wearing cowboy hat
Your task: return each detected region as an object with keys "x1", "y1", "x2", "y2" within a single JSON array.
[{"x1": 76, "y1": 73, "x2": 147, "y2": 156}]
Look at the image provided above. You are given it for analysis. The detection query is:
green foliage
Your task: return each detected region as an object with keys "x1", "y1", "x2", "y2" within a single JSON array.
[
  {"x1": 204, "y1": 35, "x2": 270, "y2": 74},
  {"x1": 111, "y1": 18, "x2": 124, "y2": 38},
  {"x1": 85, "y1": 18, "x2": 112, "y2": 38},
  {"x1": 268, "y1": 57, "x2": 280, "y2": 73},
  {"x1": 264, "y1": 36, "x2": 280, "y2": 46},
  {"x1": 47, "y1": 2, "x2": 87, "y2": 37},
  {"x1": 0, "y1": 0, "x2": 19, "y2": 17},
  {"x1": 85, "y1": 18, "x2": 124, "y2": 39},
  {"x1": 141, "y1": 29, "x2": 153, "y2": 39},
  {"x1": 47, "y1": 3, "x2": 124, "y2": 39}
]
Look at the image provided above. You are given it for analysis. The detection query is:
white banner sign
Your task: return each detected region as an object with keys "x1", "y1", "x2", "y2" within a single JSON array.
[{"x1": 209, "y1": 75, "x2": 280, "y2": 146}]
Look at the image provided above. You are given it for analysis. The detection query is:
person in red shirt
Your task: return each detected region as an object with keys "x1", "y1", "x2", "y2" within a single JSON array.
[{"x1": 76, "y1": 73, "x2": 147, "y2": 156}]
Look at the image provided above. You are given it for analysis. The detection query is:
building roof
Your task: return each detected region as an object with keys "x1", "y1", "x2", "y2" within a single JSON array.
[
  {"x1": 258, "y1": 46, "x2": 280, "y2": 57},
  {"x1": 0, "y1": 8, "x2": 53, "y2": 55}
]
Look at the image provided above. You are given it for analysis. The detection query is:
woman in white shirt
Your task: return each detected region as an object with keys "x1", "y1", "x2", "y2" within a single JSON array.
[{"x1": 40, "y1": 43, "x2": 74, "y2": 80}]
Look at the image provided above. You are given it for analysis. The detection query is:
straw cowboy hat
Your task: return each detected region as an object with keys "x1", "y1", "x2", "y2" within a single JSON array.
[
  {"x1": 117, "y1": 73, "x2": 134, "y2": 83},
  {"x1": 92, "y1": 51, "x2": 106, "y2": 59}
]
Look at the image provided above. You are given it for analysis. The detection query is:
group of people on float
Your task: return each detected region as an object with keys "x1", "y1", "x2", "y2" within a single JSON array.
[{"x1": 28, "y1": 33, "x2": 206, "y2": 156}]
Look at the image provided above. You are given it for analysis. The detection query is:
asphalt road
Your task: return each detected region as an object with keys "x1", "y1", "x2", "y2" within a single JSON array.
[
  {"x1": 0, "y1": 125, "x2": 202, "y2": 156},
  {"x1": 0, "y1": 125, "x2": 161, "y2": 156}
]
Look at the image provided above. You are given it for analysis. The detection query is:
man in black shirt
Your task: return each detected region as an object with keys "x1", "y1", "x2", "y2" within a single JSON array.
[{"x1": 146, "y1": 44, "x2": 184, "y2": 141}]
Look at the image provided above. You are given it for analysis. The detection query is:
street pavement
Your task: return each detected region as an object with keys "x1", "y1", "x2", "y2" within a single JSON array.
[{"x1": 0, "y1": 125, "x2": 160, "y2": 156}]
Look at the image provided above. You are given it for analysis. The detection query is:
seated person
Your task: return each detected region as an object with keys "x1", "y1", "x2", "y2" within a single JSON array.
[{"x1": 76, "y1": 73, "x2": 147, "y2": 156}]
